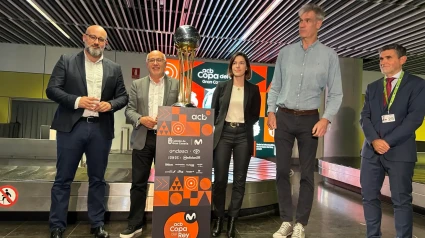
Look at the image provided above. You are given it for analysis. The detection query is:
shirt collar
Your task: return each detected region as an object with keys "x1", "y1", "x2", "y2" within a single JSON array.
[
  {"x1": 84, "y1": 50, "x2": 103, "y2": 64},
  {"x1": 299, "y1": 39, "x2": 320, "y2": 51},
  {"x1": 149, "y1": 75, "x2": 165, "y2": 85},
  {"x1": 390, "y1": 70, "x2": 403, "y2": 80}
]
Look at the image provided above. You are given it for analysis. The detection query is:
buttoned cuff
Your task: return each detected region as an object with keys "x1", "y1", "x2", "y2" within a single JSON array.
[
  {"x1": 322, "y1": 113, "x2": 333, "y2": 123},
  {"x1": 267, "y1": 106, "x2": 277, "y2": 114},
  {"x1": 74, "y1": 97, "x2": 81, "y2": 109}
]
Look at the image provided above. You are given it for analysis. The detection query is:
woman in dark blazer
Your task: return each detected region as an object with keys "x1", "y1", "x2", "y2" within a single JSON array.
[{"x1": 210, "y1": 52, "x2": 261, "y2": 238}]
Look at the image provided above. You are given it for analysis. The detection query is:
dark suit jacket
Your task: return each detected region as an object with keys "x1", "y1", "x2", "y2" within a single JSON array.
[
  {"x1": 46, "y1": 51, "x2": 128, "y2": 139},
  {"x1": 125, "y1": 75, "x2": 179, "y2": 150},
  {"x1": 211, "y1": 79, "x2": 261, "y2": 155},
  {"x1": 360, "y1": 71, "x2": 425, "y2": 162}
]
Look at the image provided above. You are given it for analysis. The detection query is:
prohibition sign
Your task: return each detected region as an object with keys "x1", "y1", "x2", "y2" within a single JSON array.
[{"x1": 0, "y1": 185, "x2": 19, "y2": 207}]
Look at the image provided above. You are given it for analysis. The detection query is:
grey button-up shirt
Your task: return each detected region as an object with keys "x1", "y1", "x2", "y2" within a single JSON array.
[{"x1": 267, "y1": 40, "x2": 343, "y2": 122}]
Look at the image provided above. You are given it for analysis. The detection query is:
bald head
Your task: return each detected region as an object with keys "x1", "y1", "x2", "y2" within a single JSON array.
[
  {"x1": 146, "y1": 50, "x2": 166, "y2": 62},
  {"x1": 146, "y1": 50, "x2": 167, "y2": 80},
  {"x1": 83, "y1": 25, "x2": 107, "y2": 58},
  {"x1": 85, "y1": 25, "x2": 107, "y2": 39}
]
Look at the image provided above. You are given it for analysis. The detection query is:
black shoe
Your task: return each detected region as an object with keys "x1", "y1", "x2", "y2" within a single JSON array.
[
  {"x1": 120, "y1": 224, "x2": 143, "y2": 238},
  {"x1": 227, "y1": 217, "x2": 236, "y2": 238},
  {"x1": 90, "y1": 225, "x2": 109, "y2": 238},
  {"x1": 212, "y1": 217, "x2": 224, "y2": 237},
  {"x1": 50, "y1": 228, "x2": 64, "y2": 238}
]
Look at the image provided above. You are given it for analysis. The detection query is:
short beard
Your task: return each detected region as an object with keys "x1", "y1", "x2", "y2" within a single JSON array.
[{"x1": 85, "y1": 43, "x2": 103, "y2": 58}]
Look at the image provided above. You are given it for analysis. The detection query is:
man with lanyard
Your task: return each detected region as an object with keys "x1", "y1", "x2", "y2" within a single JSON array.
[
  {"x1": 267, "y1": 3, "x2": 343, "y2": 238},
  {"x1": 360, "y1": 43, "x2": 425, "y2": 238}
]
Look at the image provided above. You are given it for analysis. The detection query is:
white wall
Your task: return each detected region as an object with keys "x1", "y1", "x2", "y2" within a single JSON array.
[{"x1": 0, "y1": 43, "x2": 45, "y2": 73}]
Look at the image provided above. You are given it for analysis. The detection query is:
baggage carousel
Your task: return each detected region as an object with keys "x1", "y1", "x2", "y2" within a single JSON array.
[
  {"x1": 0, "y1": 157, "x2": 279, "y2": 213},
  {"x1": 319, "y1": 154, "x2": 425, "y2": 208}
]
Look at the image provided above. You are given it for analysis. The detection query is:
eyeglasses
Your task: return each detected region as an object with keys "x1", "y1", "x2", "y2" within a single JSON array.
[
  {"x1": 147, "y1": 58, "x2": 165, "y2": 63},
  {"x1": 84, "y1": 33, "x2": 107, "y2": 43}
]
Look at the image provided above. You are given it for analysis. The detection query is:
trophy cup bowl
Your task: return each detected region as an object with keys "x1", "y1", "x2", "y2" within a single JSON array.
[{"x1": 173, "y1": 25, "x2": 200, "y2": 107}]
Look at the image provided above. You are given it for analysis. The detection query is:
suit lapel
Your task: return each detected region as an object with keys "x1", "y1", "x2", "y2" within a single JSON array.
[
  {"x1": 378, "y1": 78, "x2": 385, "y2": 112},
  {"x1": 142, "y1": 77, "x2": 150, "y2": 116},
  {"x1": 382, "y1": 71, "x2": 408, "y2": 112},
  {"x1": 101, "y1": 59, "x2": 109, "y2": 93},
  {"x1": 396, "y1": 71, "x2": 409, "y2": 92},
  {"x1": 163, "y1": 75, "x2": 171, "y2": 105},
  {"x1": 76, "y1": 51, "x2": 87, "y2": 94},
  {"x1": 222, "y1": 80, "x2": 233, "y2": 115},
  {"x1": 243, "y1": 80, "x2": 249, "y2": 111}
]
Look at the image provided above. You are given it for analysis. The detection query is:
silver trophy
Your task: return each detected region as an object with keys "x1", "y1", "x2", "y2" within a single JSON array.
[{"x1": 173, "y1": 25, "x2": 200, "y2": 107}]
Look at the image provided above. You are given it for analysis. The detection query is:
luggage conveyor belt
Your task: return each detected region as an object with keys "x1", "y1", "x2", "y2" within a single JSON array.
[{"x1": 0, "y1": 158, "x2": 279, "y2": 212}]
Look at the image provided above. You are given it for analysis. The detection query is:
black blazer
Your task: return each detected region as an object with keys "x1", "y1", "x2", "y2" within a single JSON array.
[
  {"x1": 211, "y1": 79, "x2": 261, "y2": 155},
  {"x1": 360, "y1": 71, "x2": 425, "y2": 162},
  {"x1": 46, "y1": 51, "x2": 128, "y2": 139}
]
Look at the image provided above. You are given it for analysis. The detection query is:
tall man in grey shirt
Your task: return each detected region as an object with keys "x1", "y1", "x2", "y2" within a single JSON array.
[{"x1": 267, "y1": 4, "x2": 343, "y2": 238}]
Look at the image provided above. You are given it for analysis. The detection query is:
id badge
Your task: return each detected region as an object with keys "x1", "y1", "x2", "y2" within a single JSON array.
[{"x1": 382, "y1": 114, "x2": 395, "y2": 123}]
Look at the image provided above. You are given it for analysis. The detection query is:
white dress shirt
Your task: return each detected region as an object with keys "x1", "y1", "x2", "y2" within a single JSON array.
[
  {"x1": 388, "y1": 70, "x2": 403, "y2": 92},
  {"x1": 148, "y1": 76, "x2": 165, "y2": 129},
  {"x1": 74, "y1": 51, "x2": 103, "y2": 117}
]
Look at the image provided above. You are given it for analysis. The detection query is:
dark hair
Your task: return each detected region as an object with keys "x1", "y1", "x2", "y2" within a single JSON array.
[
  {"x1": 378, "y1": 43, "x2": 407, "y2": 58},
  {"x1": 228, "y1": 52, "x2": 252, "y2": 80}
]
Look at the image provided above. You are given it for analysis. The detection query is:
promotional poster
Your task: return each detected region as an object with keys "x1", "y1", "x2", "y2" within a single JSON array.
[{"x1": 152, "y1": 106, "x2": 214, "y2": 238}]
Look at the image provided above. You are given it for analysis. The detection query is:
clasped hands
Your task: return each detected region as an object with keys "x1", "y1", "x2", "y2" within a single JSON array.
[
  {"x1": 78, "y1": 96, "x2": 111, "y2": 112},
  {"x1": 371, "y1": 139, "x2": 390, "y2": 154},
  {"x1": 139, "y1": 116, "x2": 157, "y2": 129}
]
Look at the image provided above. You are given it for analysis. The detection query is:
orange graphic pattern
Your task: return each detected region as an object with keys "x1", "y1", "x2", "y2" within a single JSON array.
[{"x1": 157, "y1": 107, "x2": 213, "y2": 137}]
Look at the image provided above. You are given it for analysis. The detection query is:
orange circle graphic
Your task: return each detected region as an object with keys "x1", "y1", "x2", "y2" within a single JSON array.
[
  {"x1": 163, "y1": 212, "x2": 199, "y2": 238},
  {"x1": 172, "y1": 122, "x2": 185, "y2": 135},
  {"x1": 200, "y1": 178, "x2": 212, "y2": 191},
  {"x1": 170, "y1": 193, "x2": 182, "y2": 205},
  {"x1": 185, "y1": 177, "x2": 198, "y2": 191},
  {"x1": 201, "y1": 124, "x2": 213, "y2": 136},
  {"x1": 206, "y1": 110, "x2": 211, "y2": 116}
]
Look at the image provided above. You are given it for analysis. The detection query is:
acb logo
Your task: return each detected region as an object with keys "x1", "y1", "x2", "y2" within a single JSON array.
[{"x1": 164, "y1": 211, "x2": 198, "y2": 238}]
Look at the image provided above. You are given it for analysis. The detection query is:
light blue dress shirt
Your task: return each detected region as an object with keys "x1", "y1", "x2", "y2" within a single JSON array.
[{"x1": 267, "y1": 40, "x2": 343, "y2": 122}]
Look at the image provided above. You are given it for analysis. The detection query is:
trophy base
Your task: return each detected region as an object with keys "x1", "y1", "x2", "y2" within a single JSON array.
[{"x1": 172, "y1": 102, "x2": 196, "y2": 108}]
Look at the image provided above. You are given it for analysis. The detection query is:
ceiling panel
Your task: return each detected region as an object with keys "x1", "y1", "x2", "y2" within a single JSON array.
[{"x1": 0, "y1": 0, "x2": 424, "y2": 74}]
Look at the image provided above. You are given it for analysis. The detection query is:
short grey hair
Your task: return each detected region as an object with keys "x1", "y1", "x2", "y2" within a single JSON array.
[
  {"x1": 299, "y1": 3, "x2": 325, "y2": 21},
  {"x1": 146, "y1": 51, "x2": 167, "y2": 62}
]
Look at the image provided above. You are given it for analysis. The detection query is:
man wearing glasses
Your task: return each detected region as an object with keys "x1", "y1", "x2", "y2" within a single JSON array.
[
  {"x1": 46, "y1": 25, "x2": 128, "y2": 238},
  {"x1": 120, "y1": 50, "x2": 179, "y2": 238}
]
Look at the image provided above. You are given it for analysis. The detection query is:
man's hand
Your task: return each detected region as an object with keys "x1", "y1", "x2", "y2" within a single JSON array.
[
  {"x1": 78, "y1": 96, "x2": 100, "y2": 110},
  {"x1": 140, "y1": 116, "x2": 157, "y2": 129},
  {"x1": 312, "y1": 118, "x2": 329, "y2": 137},
  {"x1": 267, "y1": 112, "x2": 277, "y2": 130},
  {"x1": 94, "y1": 102, "x2": 112, "y2": 112},
  {"x1": 371, "y1": 139, "x2": 390, "y2": 154}
]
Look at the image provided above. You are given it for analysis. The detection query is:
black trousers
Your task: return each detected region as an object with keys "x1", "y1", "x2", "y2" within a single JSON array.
[
  {"x1": 275, "y1": 110, "x2": 318, "y2": 226},
  {"x1": 213, "y1": 125, "x2": 251, "y2": 218},
  {"x1": 49, "y1": 120, "x2": 112, "y2": 231},
  {"x1": 127, "y1": 130, "x2": 156, "y2": 226}
]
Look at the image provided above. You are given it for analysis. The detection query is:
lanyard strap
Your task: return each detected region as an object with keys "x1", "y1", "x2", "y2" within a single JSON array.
[{"x1": 383, "y1": 71, "x2": 404, "y2": 112}]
